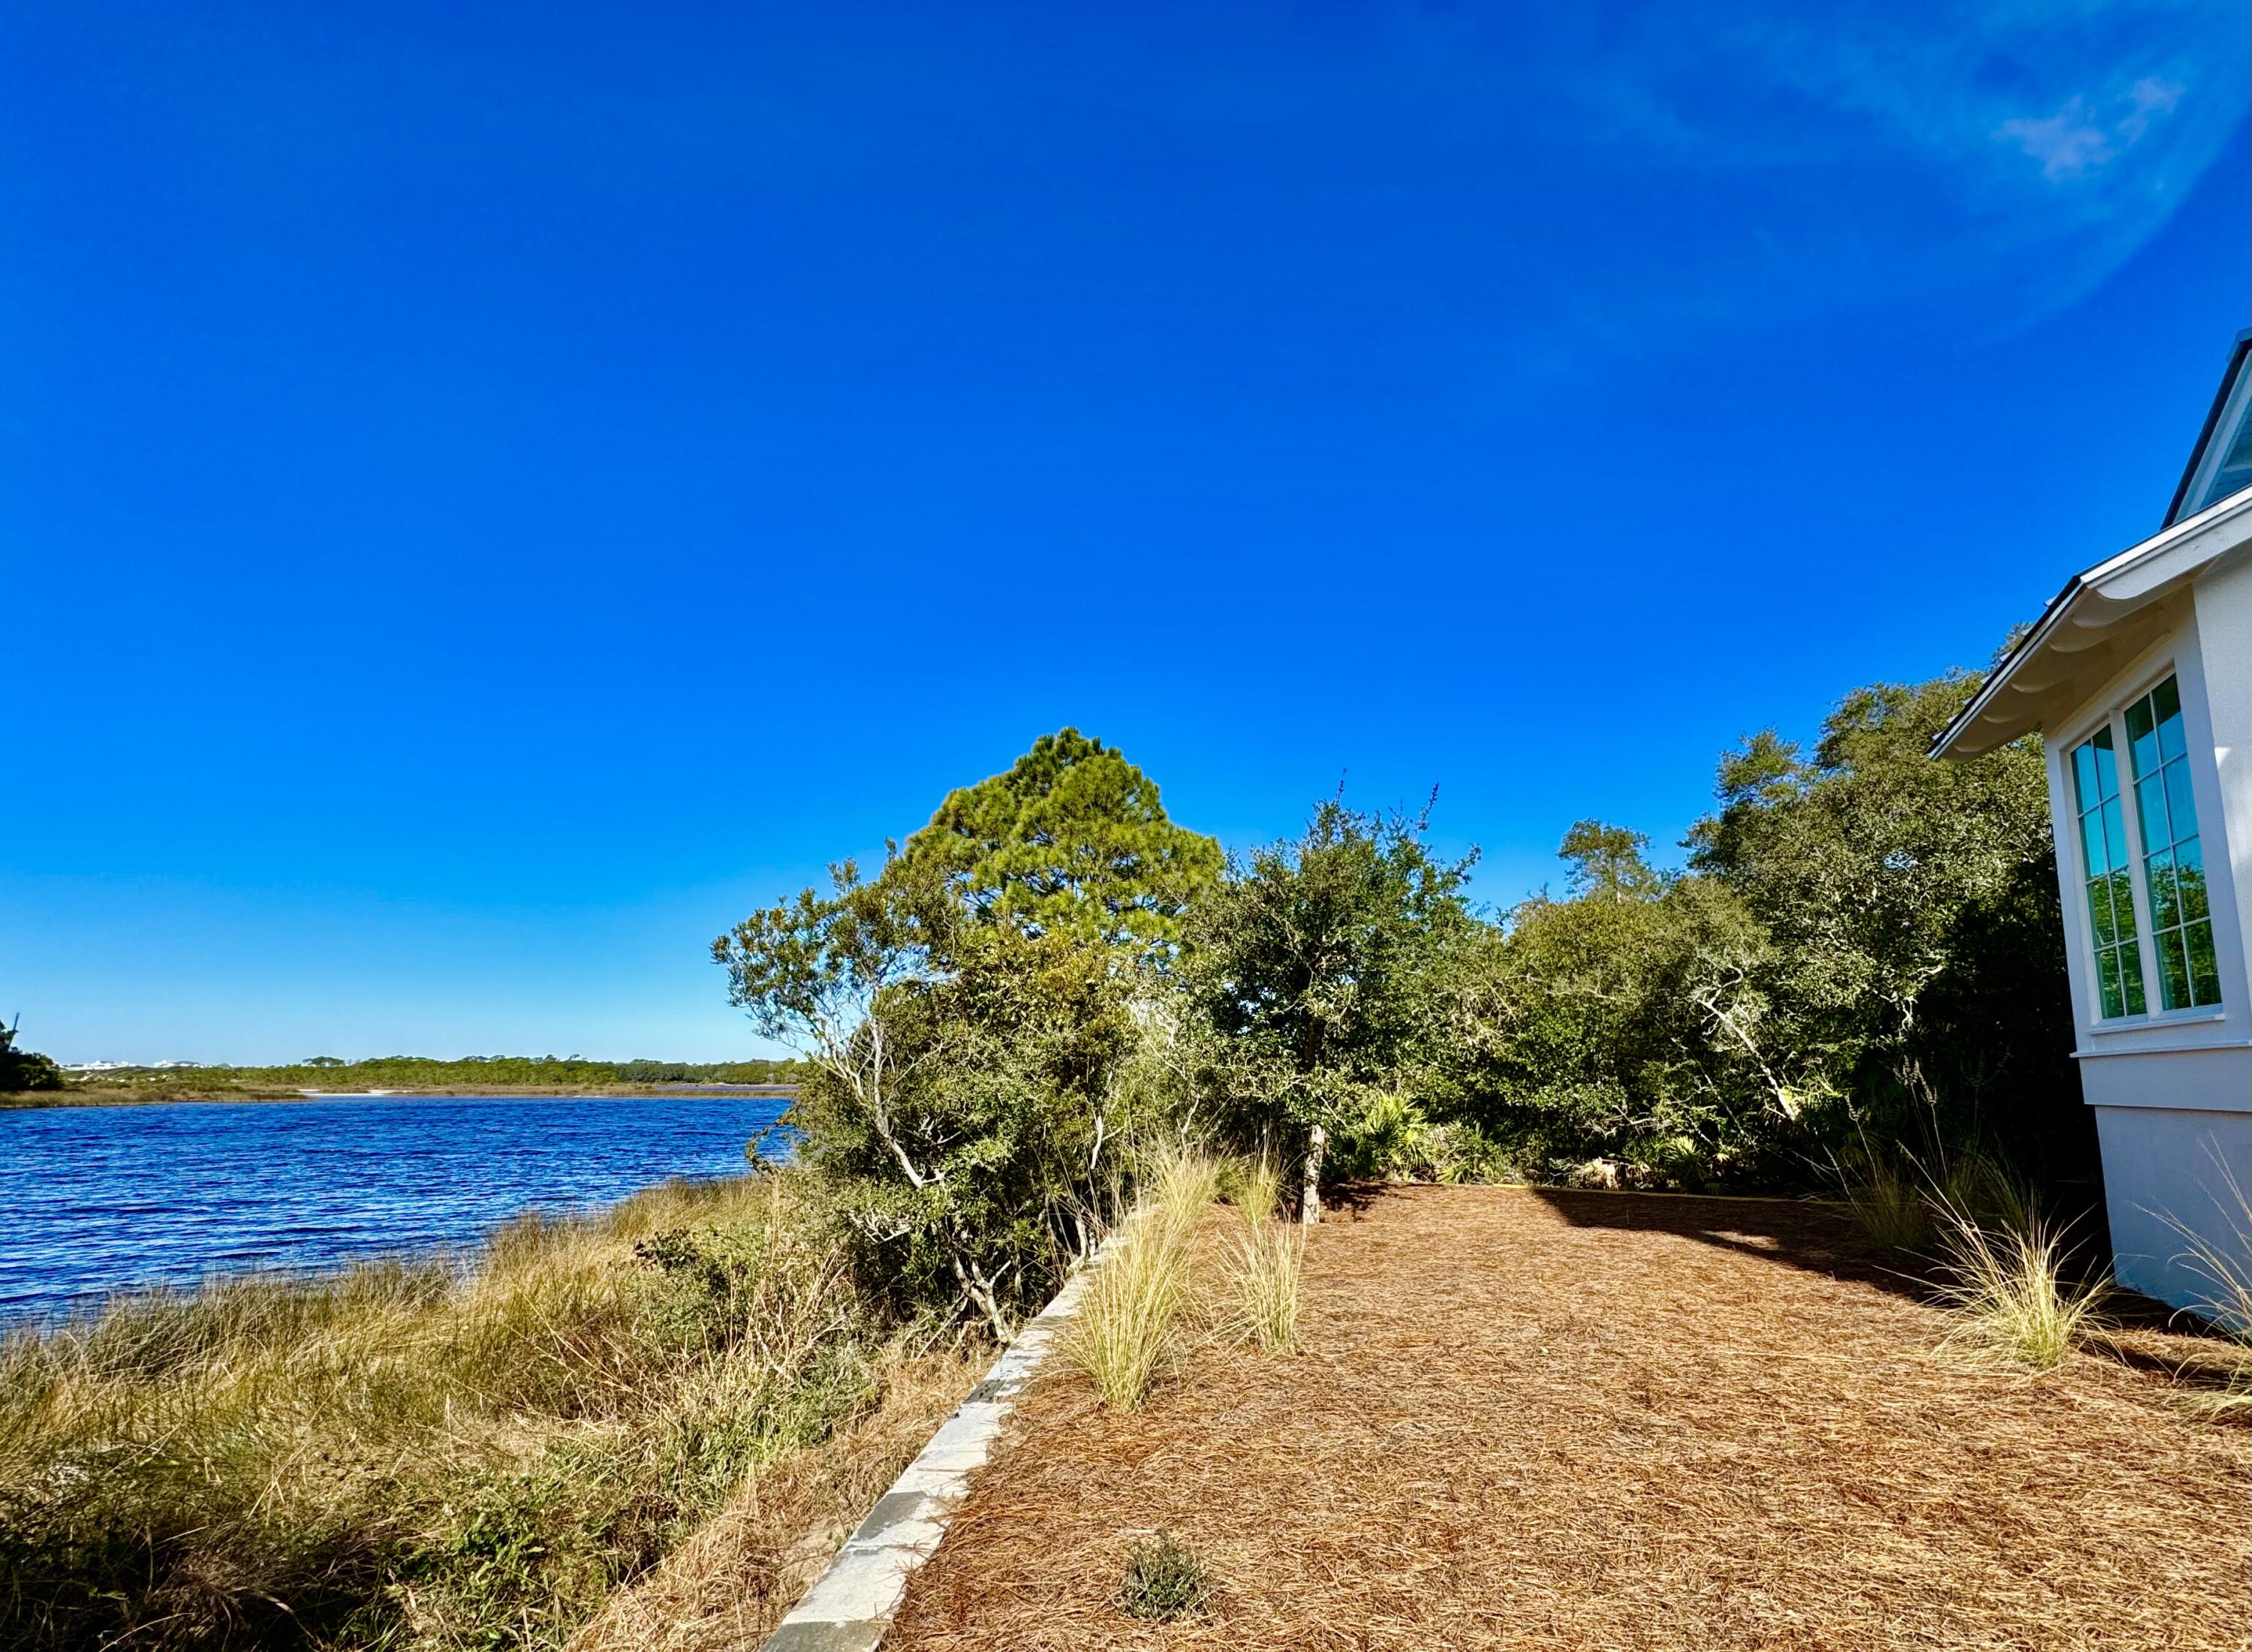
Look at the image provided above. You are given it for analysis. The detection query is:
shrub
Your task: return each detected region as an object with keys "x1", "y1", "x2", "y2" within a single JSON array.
[{"x1": 1115, "y1": 1533, "x2": 1210, "y2": 1621}]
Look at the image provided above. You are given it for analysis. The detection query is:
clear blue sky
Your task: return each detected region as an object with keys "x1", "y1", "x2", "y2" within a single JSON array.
[{"x1": 3, "y1": 2, "x2": 2245, "y2": 1064}]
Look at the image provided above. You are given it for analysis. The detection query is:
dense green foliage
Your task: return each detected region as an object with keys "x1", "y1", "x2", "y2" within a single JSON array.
[
  {"x1": 0, "y1": 1019, "x2": 63, "y2": 1092},
  {"x1": 1182, "y1": 801, "x2": 1483, "y2": 1178},
  {"x1": 724, "y1": 664, "x2": 2079, "y2": 1335}
]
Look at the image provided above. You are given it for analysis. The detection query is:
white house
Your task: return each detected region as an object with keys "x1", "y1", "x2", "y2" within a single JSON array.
[{"x1": 1935, "y1": 329, "x2": 2251, "y2": 1315}]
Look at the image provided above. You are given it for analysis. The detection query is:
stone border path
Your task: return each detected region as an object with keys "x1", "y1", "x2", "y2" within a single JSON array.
[{"x1": 760, "y1": 1227, "x2": 1127, "y2": 1652}]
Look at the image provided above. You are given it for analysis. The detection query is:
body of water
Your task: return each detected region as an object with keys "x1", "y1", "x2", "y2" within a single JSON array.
[{"x1": 0, "y1": 1092, "x2": 792, "y2": 1319}]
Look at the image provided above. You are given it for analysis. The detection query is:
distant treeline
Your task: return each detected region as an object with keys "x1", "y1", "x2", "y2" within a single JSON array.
[{"x1": 44, "y1": 1055, "x2": 805, "y2": 1098}]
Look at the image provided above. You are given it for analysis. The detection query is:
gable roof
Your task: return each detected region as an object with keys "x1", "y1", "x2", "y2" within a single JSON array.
[
  {"x1": 2165, "y1": 327, "x2": 2252, "y2": 529},
  {"x1": 1934, "y1": 332, "x2": 2252, "y2": 762},
  {"x1": 1932, "y1": 485, "x2": 2252, "y2": 759}
]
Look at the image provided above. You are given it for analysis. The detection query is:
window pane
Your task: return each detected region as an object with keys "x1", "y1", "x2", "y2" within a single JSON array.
[
  {"x1": 2165, "y1": 761, "x2": 2199, "y2": 844},
  {"x1": 2095, "y1": 948, "x2": 2124, "y2": 1019},
  {"x1": 2121, "y1": 944, "x2": 2148, "y2": 1016},
  {"x1": 2196, "y1": 408, "x2": 2252, "y2": 512},
  {"x1": 2177, "y1": 838, "x2": 2209, "y2": 921},
  {"x1": 2148, "y1": 850, "x2": 2179, "y2": 928},
  {"x1": 2187, "y1": 921, "x2": 2221, "y2": 1007},
  {"x1": 2126, "y1": 695, "x2": 2157, "y2": 775},
  {"x1": 2073, "y1": 742, "x2": 2100, "y2": 808},
  {"x1": 2105, "y1": 868, "x2": 2139, "y2": 938},
  {"x1": 2153, "y1": 673, "x2": 2183, "y2": 729},
  {"x1": 2157, "y1": 929, "x2": 2192, "y2": 1012},
  {"x1": 2136, "y1": 773, "x2": 2169, "y2": 851},
  {"x1": 2157, "y1": 709, "x2": 2186, "y2": 766},
  {"x1": 2094, "y1": 733, "x2": 2119, "y2": 799},
  {"x1": 2088, "y1": 880, "x2": 2117, "y2": 946},
  {"x1": 2101, "y1": 799, "x2": 2127, "y2": 873}
]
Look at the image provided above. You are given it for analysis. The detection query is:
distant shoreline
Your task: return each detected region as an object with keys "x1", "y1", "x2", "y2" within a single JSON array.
[{"x1": 2, "y1": 1084, "x2": 800, "y2": 1112}]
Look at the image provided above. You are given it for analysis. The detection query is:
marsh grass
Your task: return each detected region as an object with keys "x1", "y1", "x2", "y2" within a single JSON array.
[
  {"x1": 0, "y1": 1172, "x2": 887, "y2": 1651},
  {"x1": 1931, "y1": 1199, "x2": 2111, "y2": 1371}
]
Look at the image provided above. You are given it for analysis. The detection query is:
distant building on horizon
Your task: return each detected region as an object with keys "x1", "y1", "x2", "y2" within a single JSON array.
[{"x1": 1936, "y1": 328, "x2": 2252, "y2": 1314}]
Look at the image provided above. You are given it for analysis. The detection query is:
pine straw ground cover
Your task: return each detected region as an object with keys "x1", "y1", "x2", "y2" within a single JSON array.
[{"x1": 883, "y1": 1185, "x2": 2248, "y2": 1652}]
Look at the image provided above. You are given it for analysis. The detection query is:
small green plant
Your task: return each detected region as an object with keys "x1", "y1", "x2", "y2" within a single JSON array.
[
  {"x1": 1931, "y1": 1200, "x2": 2110, "y2": 1370},
  {"x1": 1228, "y1": 1214, "x2": 1305, "y2": 1353},
  {"x1": 1116, "y1": 1532, "x2": 1211, "y2": 1621}
]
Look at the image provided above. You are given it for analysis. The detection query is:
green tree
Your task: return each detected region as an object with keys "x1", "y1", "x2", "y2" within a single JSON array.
[
  {"x1": 1438, "y1": 827, "x2": 1794, "y2": 1185},
  {"x1": 714, "y1": 733, "x2": 1209, "y2": 1335},
  {"x1": 1184, "y1": 799, "x2": 1477, "y2": 1211},
  {"x1": 0, "y1": 1016, "x2": 63, "y2": 1092},
  {"x1": 898, "y1": 728, "x2": 1222, "y2": 961},
  {"x1": 1687, "y1": 668, "x2": 2083, "y2": 1181}
]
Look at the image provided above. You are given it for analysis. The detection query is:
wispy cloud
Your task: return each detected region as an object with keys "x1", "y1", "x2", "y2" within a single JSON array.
[
  {"x1": 1514, "y1": 0, "x2": 2244, "y2": 326},
  {"x1": 1998, "y1": 76, "x2": 2187, "y2": 179}
]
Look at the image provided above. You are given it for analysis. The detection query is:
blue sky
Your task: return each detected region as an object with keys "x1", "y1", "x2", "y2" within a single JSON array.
[{"x1": 3, "y1": 2, "x2": 2245, "y2": 1064}]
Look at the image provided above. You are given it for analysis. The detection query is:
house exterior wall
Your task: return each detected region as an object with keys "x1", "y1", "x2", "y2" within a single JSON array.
[{"x1": 2040, "y1": 572, "x2": 2252, "y2": 1313}]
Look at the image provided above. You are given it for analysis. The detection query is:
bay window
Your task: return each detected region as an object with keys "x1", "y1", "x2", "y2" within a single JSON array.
[{"x1": 2069, "y1": 671, "x2": 2224, "y2": 1022}]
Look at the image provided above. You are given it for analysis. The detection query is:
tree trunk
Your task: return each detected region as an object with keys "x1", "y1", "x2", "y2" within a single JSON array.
[{"x1": 1301, "y1": 1123, "x2": 1328, "y2": 1225}]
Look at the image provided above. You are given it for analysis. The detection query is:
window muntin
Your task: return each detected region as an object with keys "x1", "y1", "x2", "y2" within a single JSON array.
[
  {"x1": 2125, "y1": 676, "x2": 2223, "y2": 1010},
  {"x1": 2070, "y1": 725, "x2": 2146, "y2": 1019}
]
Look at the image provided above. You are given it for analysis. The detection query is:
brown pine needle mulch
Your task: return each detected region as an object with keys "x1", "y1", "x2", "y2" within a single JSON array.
[{"x1": 884, "y1": 1185, "x2": 2249, "y2": 1652}]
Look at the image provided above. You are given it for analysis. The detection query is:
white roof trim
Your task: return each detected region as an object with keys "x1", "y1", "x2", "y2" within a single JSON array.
[{"x1": 1934, "y1": 486, "x2": 2252, "y2": 759}]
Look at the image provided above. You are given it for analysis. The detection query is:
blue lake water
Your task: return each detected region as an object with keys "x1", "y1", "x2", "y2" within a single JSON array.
[{"x1": 0, "y1": 1092, "x2": 792, "y2": 1320}]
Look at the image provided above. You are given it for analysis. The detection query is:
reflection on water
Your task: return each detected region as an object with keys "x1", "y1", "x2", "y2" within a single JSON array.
[{"x1": 0, "y1": 1093, "x2": 790, "y2": 1319}]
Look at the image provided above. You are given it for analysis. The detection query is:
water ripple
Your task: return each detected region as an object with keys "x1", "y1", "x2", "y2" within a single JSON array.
[{"x1": 0, "y1": 1094, "x2": 789, "y2": 1319}]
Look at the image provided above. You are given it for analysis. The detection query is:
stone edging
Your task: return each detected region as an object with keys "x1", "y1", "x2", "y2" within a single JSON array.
[{"x1": 760, "y1": 1226, "x2": 1128, "y2": 1651}]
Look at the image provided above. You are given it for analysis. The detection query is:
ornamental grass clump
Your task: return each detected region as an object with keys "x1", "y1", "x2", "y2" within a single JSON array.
[
  {"x1": 2158, "y1": 1162, "x2": 2252, "y2": 1416},
  {"x1": 1228, "y1": 1213, "x2": 1305, "y2": 1354},
  {"x1": 1222, "y1": 1152, "x2": 1284, "y2": 1224},
  {"x1": 1931, "y1": 1200, "x2": 2110, "y2": 1371},
  {"x1": 1148, "y1": 1145, "x2": 1221, "y2": 1241},
  {"x1": 1066, "y1": 1150, "x2": 1220, "y2": 1411},
  {"x1": 1066, "y1": 1216, "x2": 1194, "y2": 1410},
  {"x1": 1838, "y1": 1147, "x2": 1931, "y2": 1252},
  {"x1": 1115, "y1": 1533, "x2": 1211, "y2": 1621}
]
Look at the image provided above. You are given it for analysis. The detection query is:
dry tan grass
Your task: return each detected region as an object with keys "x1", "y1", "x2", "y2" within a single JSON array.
[
  {"x1": 885, "y1": 1185, "x2": 2249, "y2": 1652},
  {"x1": 565, "y1": 1344, "x2": 980, "y2": 1652},
  {"x1": 1226, "y1": 1216, "x2": 1304, "y2": 1354}
]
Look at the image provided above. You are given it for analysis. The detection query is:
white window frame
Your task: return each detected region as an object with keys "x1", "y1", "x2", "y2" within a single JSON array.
[
  {"x1": 2178, "y1": 351, "x2": 2252, "y2": 521},
  {"x1": 2061, "y1": 659, "x2": 2229, "y2": 1033}
]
